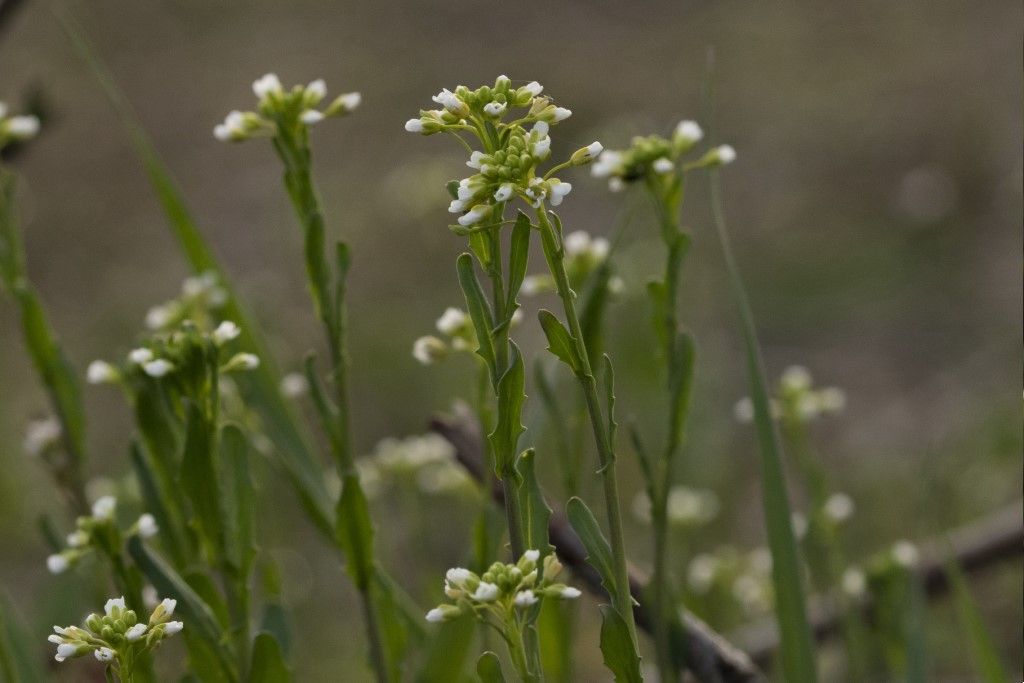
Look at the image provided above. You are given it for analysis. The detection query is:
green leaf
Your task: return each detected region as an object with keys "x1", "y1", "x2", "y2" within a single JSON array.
[
  {"x1": 127, "y1": 536, "x2": 236, "y2": 678},
  {"x1": 709, "y1": 160, "x2": 817, "y2": 681},
  {"x1": 259, "y1": 603, "x2": 292, "y2": 658},
  {"x1": 62, "y1": 17, "x2": 335, "y2": 534},
  {"x1": 0, "y1": 592, "x2": 45, "y2": 683},
  {"x1": 579, "y1": 261, "x2": 613, "y2": 368},
  {"x1": 180, "y1": 402, "x2": 222, "y2": 558},
  {"x1": 515, "y1": 449, "x2": 552, "y2": 554},
  {"x1": 665, "y1": 331, "x2": 696, "y2": 454},
  {"x1": 249, "y1": 632, "x2": 292, "y2": 683},
  {"x1": 130, "y1": 440, "x2": 189, "y2": 567},
  {"x1": 537, "y1": 310, "x2": 580, "y2": 375},
  {"x1": 598, "y1": 606, "x2": 642, "y2": 682},
  {"x1": 488, "y1": 341, "x2": 526, "y2": 477},
  {"x1": 565, "y1": 497, "x2": 618, "y2": 606},
  {"x1": 414, "y1": 614, "x2": 475, "y2": 683},
  {"x1": 505, "y1": 211, "x2": 532, "y2": 311},
  {"x1": 475, "y1": 652, "x2": 506, "y2": 683},
  {"x1": 335, "y1": 474, "x2": 375, "y2": 590},
  {"x1": 945, "y1": 553, "x2": 1010, "y2": 681},
  {"x1": 456, "y1": 253, "x2": 497, "y2": 376},
  {"x1": 218, "y1": 425, "x2": 254, "y2": 576}
]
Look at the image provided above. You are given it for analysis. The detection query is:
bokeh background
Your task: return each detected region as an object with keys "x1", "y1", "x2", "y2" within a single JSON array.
[{"x1": 1, "y1": 0, "x2": 1021, "y2": 679}]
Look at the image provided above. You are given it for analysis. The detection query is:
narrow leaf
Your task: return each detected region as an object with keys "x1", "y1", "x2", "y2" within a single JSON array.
[
  {"x1": 537, "y1": 310, "x2": 580, "y2": 375},
  {"x1": 180, "y1": 402, "x2": 222, "y2": 558},
  {"x1": 505, "y1": 211, "x2": 532, "y2": 311},
  {"x1": 218, "y1": 425, "x2": 254, "y2": 575},
  {"x1": 515, "y1": 449, "x2": 552, "y2": 554},
  {"x1": 945, "y1": 553, "x2": 1010, "y2": 681},
  {"x1": 0, "y1": 592, "x2": 45, "y2": 683},
  {"x1": 598, "y1": 606, "x2": 643, "y2": 682},
  {"x1": 249, "y1": 632, "x2": 292, "y2": 683},
  {"x1": 335, "y1": 474, "x2": 375, "y2": 590},
  {"x1": 566, "y1": 497, "x2": 618, "y2": 606},
  {"x1": 488, "y1": 341, "x2": 526, "y2": 477},
  {"x1": 456, "y1": 253, "x2": 497, "y2": 376},
  {"x1": 475, "y1": 652, "x2": 506, "y2": 683},
  {"x1": 130, "y1": 440, "x2": 189, "y2": 567}
]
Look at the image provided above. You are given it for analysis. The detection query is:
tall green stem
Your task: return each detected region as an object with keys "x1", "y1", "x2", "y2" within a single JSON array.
[
  {"x1": 535, "y1": 208, "x2": 638, "y2": 644},
  {"x1": 276, "y1": 132, "x2": 389, "y2": 683}
]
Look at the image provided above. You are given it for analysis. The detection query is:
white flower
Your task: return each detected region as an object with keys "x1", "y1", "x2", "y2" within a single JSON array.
[
  {"x1": 557, "y1": 586, "x2": 581, "y2": 599},
  {"x1": 252, "y1": 73, "x2": 283, "y2": 100},
  {"x1": 142, "y1": 586, "x2": 159, "y2": 609},
  {"x1": 823, "y1": 493, "x2": 855, "y2": 523},
  {"x1": 23, "y1": 417, "x2": 61, "y2": 456},
  {"x1": 531, "y1": 135, "x2": 552, "y2": 159},
  {"x1": 158, "y1": 598, "x2": 177, "y2": 617},
  {"x1": 552, "y1": 107, "x2": 572, "y2": 122},
  {"x1": 300, "y1": 109, "x2": 324, "y2": 125},
  {"x1": 591, "y1": 150, "x2": 623, "y2": 178},
  {"x1": 305, "y1": 78, "x2": 327, "y2": 102},
  {"x1": 457, "y1": 204, "x2": 490, "y2": 227},
  {"x1": 128, "y1": 348, "x2": 154, "y2": 365},
  {"x1": 780, "y1": 365, "x2": 812, "y2": 392},
  {"x1": 412, "y1": 336, "x2": 446, "y2": 365},
  {"x1": 548, "y1": 181, "x2": 572, "y2": 206},
  {"x1": 104, "y1": 597, "x2": 126, "y2": 616},
  {"x1": 715, "y1": 144, "x2": 736, "y2": 165},
  {"x1": 842, "y1": 567, "x2": 866, "y2": 598},
  {"x1": 55, "y1": 642, "x2": 78, "y2": 661},
  {"x1": 523, "y1": 549, "x2": 540, "y2": 563},
  {"x1": 466, "y1": 151, "x2": 486, "y2": 169},
  {"x1": 591, "y1": 237, "x2": 610, "y2": 261},
  {"x1": 493, "y1": 183, "x2": 514, "y2": 202},
  {"x1": 145, "y1": 302, "x2": 177, "y2": 329},
  {"x1": 143, "y1": 359, "x2": 174, "y2": 378},
  {"x1": 280, "y1": 372, "x2": 309, "y2": 398},
  {"x1": 436, "y1": 308, "x2": 467, "y2": 335},
  {"x1": 523, "y1": 81, "x2": 543, "y2": 96},
  {"x1": 563, "y1": 230, "x2": 591, "y2": 258},
  {"x1": 483, "y1": 101, "x2": 506, "y2": 117},
  {"x1": 212, "y1": 320, "x2": 241, "y2": 345},
  {"x1": 94, "y1": 647, "x2": 115, "y2": 662},
  {"x1": 652, "y1": 157, "x2": 675, "y2": 175},
  {"x1": 425, "y1": 608, "x2": 445, "y2": 623},
  {"x1": 445, "y1": 567, "x2": 472, "y2": 587},
  {"x1": 86, "y1": 360, "x2": 118, "y2": 384},
  {"x1": 471, "y1": 582, "x2": 499, "y2": 602},
  {"x1": 336, "y1": 92, "x2": 361, "y2": 111},
  {"x1": 125, "y1": 623, "x2": 147, "y2": 642},
  {"x1": 432, "y1": 88, "x2": 465, "y2": 114},
  {"x1": 892, "y1": 540, "x2": 919, "y2": 568},
  {"x1": 92, "y1": 496, "x2": 117, "y2": 520},
  {"x1": 163, "y1": 621, "x2": 184, "y2": 635},
  {"x1": 733, "y1": 397, "x2": 754, "y2": 423},
  {"x1": 514, "y1": 590, "x2": 538, "y2": 607},
  {"x1": 214, "y1": 110, "x2": 249, "y2": 142},
  {"x1": 5, "y1": 115, "x2": 40, "y2": 140},
  {"x1": 404, "y1": 118, "x2": 425, "y2": 133},
  {"x1": 232, "y1": 353, "x2": 260, "y2": 370},
  {"x1": 608, "y1": 177, "x2": 625, "y2": 192},
  {"x1": 674, "y1": 120, "x2": 703, "y2": 144},
  {"x1": 47, "y1": 554, "x2": 69, "y2": 574},
  {"x1": 66, "y1": 530, "x2": 89, "y2": 548},
  {"x1": 137, "y1": 513, "x2": 159, "y2": 539}
]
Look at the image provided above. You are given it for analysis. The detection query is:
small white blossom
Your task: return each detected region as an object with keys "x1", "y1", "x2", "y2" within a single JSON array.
[
  {"x1": 142, "y1": 586, "x2": 159, "y2": 609},
  {"x1": 164, "y1": 621, "x2": 184, "y2": 635},
  {"x1": 483, "y1": 101, "x2": 506, "y2": 117},
  {"x1": 734, "y1": 397, "x2": 755, "y2": 423},
  {"x1": 513, "y1": 590, "x2": 538, "y2": 607},
  {"x1": 137, "y1": 513, "x2": 159, "y2": 539},
  {"x1": 472, "y1": 582, "x2": 500, "y2": 602},
  {"x1": 305, "y1": 78, "x2": 327, "y2": 102},
  {"x1": 280, "y1": 372, "x2": 309, "y2": 398},
  {"x1": 892, "y1": 540, "x2": 919, "y2": 568},
  {"x1": 230, "y1": 353, "x2": 260, "y2": 370},
  {"x1": 404, "y1": 118, "x2": 425, "y2": 133},
  {"x1": 523, "y1": 549, "x2": 540, "y2": 563},
  {"x1": 552, "y1": 107, "x2": 572, "y2": 122},
  {"x1": 23, "y1": 417, "x2": 61, "y2": 456},
  {"x1": 445, "y1": 567, "x2": 472, "y2": 587},
  {"x1": 125, "y1": 624, "x2": 147, "y2": 642},
  {"x1": 212, "y1": 320, "x2": 241, "y2": 345},
  {"x1": 457, "y1": 203, "x2": 490, "y2": 227},
  {"x1": 493, "y1": 183, "x2": 514, "y2": 202},
  {"x1": 842, "y1": 567, "x2": 866, "y2": 598},
  {"x1": 5, "y1": 115, "x2": 40, "y2": 140},
  {"x1": 55, "y1": 642, "x2": 78, "y2": 661},
  {"x1": 128, "y1": 348, "x2": 154, "y2": 365},
  {"x1": 94, "y1": 646, "x2": 115, "y2": 662},
  {"x1": 66, "y1": 530, "x2": 89, "y2": 548},
  {"x1": 336, "y1": 92, "x2": 361, "y2": 111},
  {"x1": 87, "y1": 360, "x2": 119, "y2": 385},
  {"x1": 436, "y1": 308, "x2": 468, "y2": 335},
  {"x1": 157, "y1": 598, "x2": 177, "y2": 617},
  {"x1": 143, "y1": 359, "x2": 174, "y2": 378},
  {"x1": 715, "y1": 144, "x2": 736, "y2": 165},
  {"x1": 688, "y1": 554, "x2": 719, "y2": 593},
  {"x1": 300, "y1": 109, "x2": 325, "y2": 125},
  {"x1": 412, "y1": 336, "x2": 447, "y2": 365},
  {"x1": 608, "y1": 177, "x2": 625, "y2": 192},
  {"x1": 104, "y1": 597, "x2": 126, "y2": 616},
  {"x1": 823, "y1": 492, "x2": 855, "y2": 523},
  {"x1": 548, "y1": 181, "x2": 572, "y2": 206},
  {"x1": 523, "y1": 81, "x2": 543, "y2": 97},
  {"x1": 674, "y1": 120, "x2": 704, "y2": 144},
  {"x1": 425, "y1": 608, "x2": 445, "y2": 623},
  {"x1": 252, "y1": 73, "x2": 283, "y2": 100},
  {"x1": 556, "y1": 586, "x2": 581, "y2": 599},
  {"x1": 47, "y1": 554, "x2": 69, "y2": 574},
  {"x1": 652, "y1": 157, "x2": 675, "y2": 174},
  {"x1": 92, "y1": 496, "x2": 117, "y2": 521}
]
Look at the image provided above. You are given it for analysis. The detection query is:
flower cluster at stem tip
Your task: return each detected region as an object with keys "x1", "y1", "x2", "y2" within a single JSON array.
[
  {"x1": 0, "y1": 101, "x2": 40, "y2": 151},
  {"x1": 426, "y1": 549, "x2": 580, "y2": 624},
  {"x1": 734, "y1": 365, "x2": 846, "y2": 424},
  {"x1": 214, "y1": 73, "x2": 360, "y2": 142},
  {"x1": 48, "y1": 596, "x2": 182, "y2": 669},
  {"x1": 45, "y1": 495, "x2": 159, "y2": 575},
  {"x1": 405, "y1": 76, "x2": 603, "y2": 228},
  {"x1": 591, "y1": 119, "x2": 735, "y2": 192}
]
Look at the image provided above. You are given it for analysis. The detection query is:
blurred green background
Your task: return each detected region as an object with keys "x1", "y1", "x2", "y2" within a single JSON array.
[{"x1": 1, "y1": 0, "x2": 1021, "y2": 679}]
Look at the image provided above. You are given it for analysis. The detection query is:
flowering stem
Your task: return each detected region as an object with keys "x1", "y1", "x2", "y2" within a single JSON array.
[
  {"x1": 504, "y1": 619, "x2": 539, "y2": 682},
  {"x1": 535, "y1": 207, "x2": 638, "y2": 645},
  {"x1": 273, "y1": 131, "x2": 390, "y2": 683}
]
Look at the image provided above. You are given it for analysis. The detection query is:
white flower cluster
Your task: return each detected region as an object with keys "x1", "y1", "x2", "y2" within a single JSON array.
[
  {"x1": 22, "y1": 416, "x2": 62, "y2": 457},
  {"x1": 215, "y1": 73, "x2": 360, "y2": 142},
  {"x1": 406, "y1": 76, "x2": 601, "y2": 229},
  {"x1": 49, "y1": 596, "x2": 182, "y2": 668},
  {"x1": 46, "y1": 496, "x2": 159, "y2": 575},
  {"x1": 425, "y1": 549, "x2": 580, "y2": 625},
  {"x1": 413, "y1": 306, "x2": 522, "y2": 365},
  {"x1": 521, "y1": 230, "x2": 612, "y2": 297},
  {"x1": 0, "y1": 101, "x2": 40, "y2": 150},
  {"x1": 357, "y1": 433, "x2": 470, "y2": 498},
  {"x1": 591, "y1": 120, "x2": 734, "y2": 192},
  {"x1": 734, "y1": 365, "x2": 846, "y2": 424},
  {"x1": 687, "y1": 546, "x2": 773, "y2": 615},
  {"x1": 632, "y1": 485, "x2": 720, "y2": 527},
  {"x1": 143, "y1": 271, "x2": 227, "y2": 333}
]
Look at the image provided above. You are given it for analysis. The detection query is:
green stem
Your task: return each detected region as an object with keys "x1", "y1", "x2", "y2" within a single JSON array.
[
  {"x1": 504, "y1": 620, "x2": 540, "y2": 682},
  {"x1": 535, "y1": 207, "x2": 638, "y2": 645},
  {"x1": 276, "y1": 133, "x2": 389, "y2": 683}
]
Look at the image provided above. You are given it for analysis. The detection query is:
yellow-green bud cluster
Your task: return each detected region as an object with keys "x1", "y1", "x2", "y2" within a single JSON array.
[
  {"x1": 425, "y1": 550, "x2": 580, "y2": 625},
  {"x1": 49, "y1": 597, "x2": 183, "y2": 667},
  {"x1": 214, "y1": 73, "x2": 360, "y2": 142}
]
